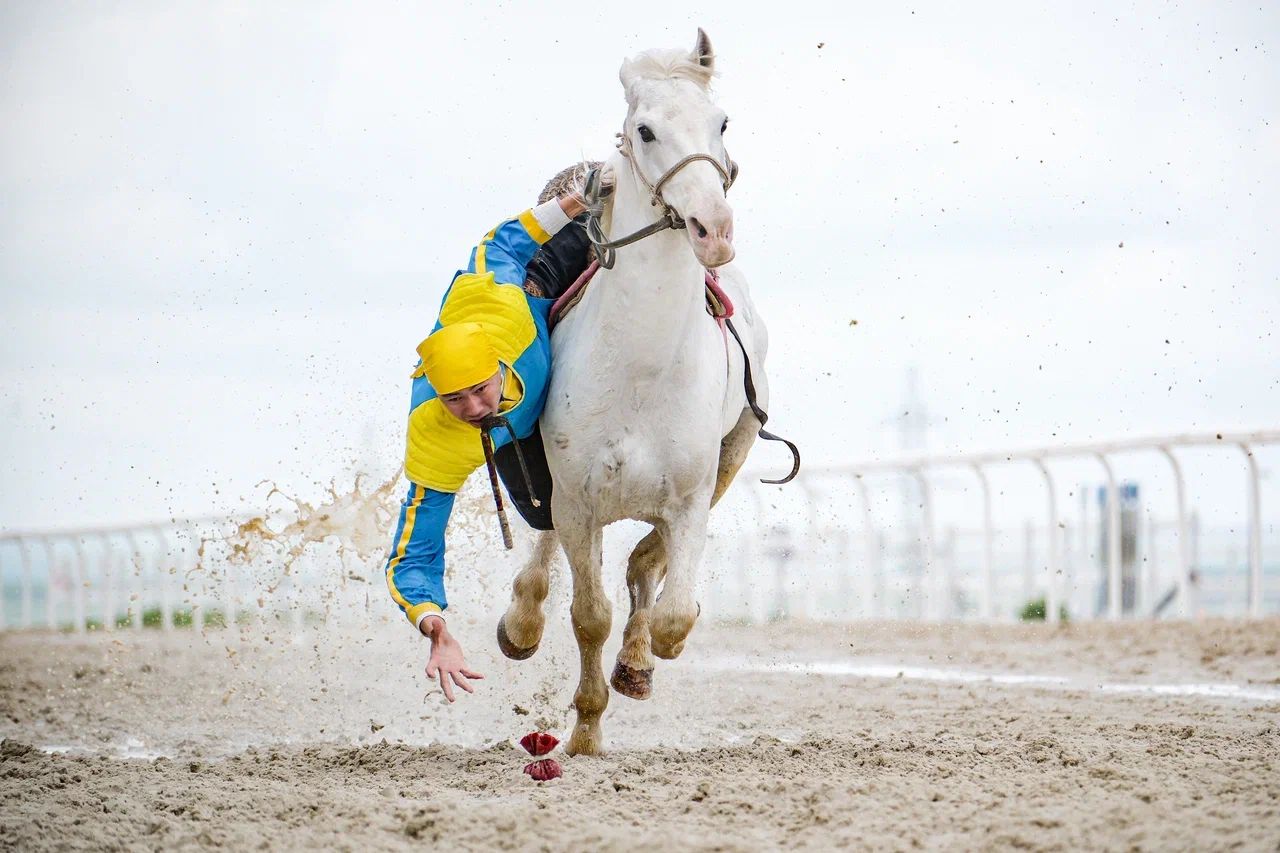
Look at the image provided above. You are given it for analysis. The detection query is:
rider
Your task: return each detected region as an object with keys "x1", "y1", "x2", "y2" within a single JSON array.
[{"x1": 384, "y1": 167, "x2": 602, "y2": 702}]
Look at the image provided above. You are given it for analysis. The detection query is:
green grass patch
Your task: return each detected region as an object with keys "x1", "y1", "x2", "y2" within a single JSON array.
[
  {"x1": 82, "y1": 606, "x2": 230, "y2": 631},
  {"x1": 1019, "y1": 597, "x2": 1069, "y2": 623}
]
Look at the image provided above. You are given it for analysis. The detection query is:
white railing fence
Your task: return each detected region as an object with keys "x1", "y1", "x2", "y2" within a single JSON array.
[
  {"x1": 709, "y1": 429, "x2": 1278, "y2": 623},
  {"x1": 0, "y1": 515, "x2": 386, "y2": 634},
  {"x1": 1, "y1": 430, "x2": 1276, "y2": 631}
]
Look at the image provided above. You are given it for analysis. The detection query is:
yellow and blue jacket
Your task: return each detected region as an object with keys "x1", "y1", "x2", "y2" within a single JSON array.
[{"x1": 385, "y1": 203, "x2": 564, "y2": 628}]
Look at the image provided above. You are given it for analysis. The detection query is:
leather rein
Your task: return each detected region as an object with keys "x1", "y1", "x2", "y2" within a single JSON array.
[{"x1": 583, "y1": 131, "x2": 735, "y2": 270}]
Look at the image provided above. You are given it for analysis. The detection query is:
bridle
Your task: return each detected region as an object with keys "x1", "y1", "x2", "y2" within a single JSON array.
[
  {"x1": 584, "y1": 129, "x2": 737, "y2": 270},
  {"x1": 575, "y1": 127, "x2": 802, "y2": 488}
]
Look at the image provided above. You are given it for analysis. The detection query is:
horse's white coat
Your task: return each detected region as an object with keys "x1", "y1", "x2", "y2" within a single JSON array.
[{"x1": 503, "y1": 31, "x2": 770, "y2": 756}]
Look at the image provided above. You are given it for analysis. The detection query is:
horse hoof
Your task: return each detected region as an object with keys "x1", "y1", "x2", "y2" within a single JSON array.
[
  {"x1": 496, "y1": 618, "x2": 539, "y2": 661},
  {"x1": 566, "y1": 725, "x2": 603, "y2": 757},
  {"x1": 610, "y1": 662, "x2": 653, "y2": 700},
  {"x1": 651, "y1": 639, "x2": 685, "y2": 660}
]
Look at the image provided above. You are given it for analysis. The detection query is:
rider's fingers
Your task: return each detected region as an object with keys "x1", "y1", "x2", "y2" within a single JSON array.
[
  {"x1": 425, "y1": 660, "x2": 438, "y2": 680},
  {"x1": 451, "y1": 672, "x2": 475, "y2": 694},
  {"x1": 440, "y1": 675, "x2": 455, "y2": 703},
  {"x1": 460, "y1": 669, "x2": 485, "y2": 680}
]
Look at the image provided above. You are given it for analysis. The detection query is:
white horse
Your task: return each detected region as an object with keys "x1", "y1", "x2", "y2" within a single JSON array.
[{"x1": 497, "y1": 30, "x2": 781, "y2": 757}]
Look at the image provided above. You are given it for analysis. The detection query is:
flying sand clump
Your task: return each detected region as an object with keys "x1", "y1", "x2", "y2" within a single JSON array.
[{"x1": 192, "y1": 469, "x2": 511, "y2": 621}]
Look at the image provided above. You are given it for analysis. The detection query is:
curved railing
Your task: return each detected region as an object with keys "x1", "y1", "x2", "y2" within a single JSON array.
[{"x1": 731, "y1": 429, "x2": 1279, "y2": 623}]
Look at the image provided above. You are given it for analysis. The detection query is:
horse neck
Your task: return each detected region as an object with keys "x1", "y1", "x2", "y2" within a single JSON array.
[{"x1": 587, "y1": 151, "x2": 707, "y2": 347}]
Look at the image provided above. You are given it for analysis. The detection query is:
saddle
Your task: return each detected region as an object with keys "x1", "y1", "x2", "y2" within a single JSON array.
[{"x1": 548, "y1": 261, "x2": 734, "y2": 331}]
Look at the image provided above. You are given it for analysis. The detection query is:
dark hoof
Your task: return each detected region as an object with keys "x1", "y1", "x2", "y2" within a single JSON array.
[
  {"x1": 496, "y1": 618, "x2": 539, "y2": 661},
  {"x1": 610, "y1": 661, "x2": 653, "y2": 700}
]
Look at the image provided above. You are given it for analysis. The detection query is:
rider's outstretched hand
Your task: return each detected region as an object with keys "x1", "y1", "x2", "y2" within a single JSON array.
[{"x1": 421, "y1": 615, "x2": 485, "y2": 703}]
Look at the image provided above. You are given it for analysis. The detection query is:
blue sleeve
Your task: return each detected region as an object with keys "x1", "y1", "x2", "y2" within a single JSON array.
[
  {"x1": 466, "y1": 210, "x2": 552, "y2": 287},
  {"x1": 385, "y1": 485, "x2": 456, "y2": 626}
]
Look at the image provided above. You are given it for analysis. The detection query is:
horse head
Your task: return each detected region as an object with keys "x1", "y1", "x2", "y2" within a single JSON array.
[{"x1": 618, "y1": 28, "x2": 736, "y2": 268}]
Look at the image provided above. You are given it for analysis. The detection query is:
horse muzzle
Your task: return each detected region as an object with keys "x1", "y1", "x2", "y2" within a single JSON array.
[{"x1": 686, "y1": 209, "x2": 735, "y2": 268}]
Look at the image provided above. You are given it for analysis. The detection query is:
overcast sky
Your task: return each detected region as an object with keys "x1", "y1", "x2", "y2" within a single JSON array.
[{"x1": 2, "y1": 1, "x2": 1277, "y2": 533}]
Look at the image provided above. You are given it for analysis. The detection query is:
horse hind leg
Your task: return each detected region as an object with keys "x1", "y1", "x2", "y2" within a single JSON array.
[
  {"x1": 610, "y1": 528, "x2": 664, "y2": 700},
  {"x1": 496, "y1": 530, "x2": 557, "y2": 660},
  {"x1": 559, "y1": 520, "x2": 611, "y2": 756},
  {"x1": 710, "y1": 408, "x2": 760, "y2": 508}
]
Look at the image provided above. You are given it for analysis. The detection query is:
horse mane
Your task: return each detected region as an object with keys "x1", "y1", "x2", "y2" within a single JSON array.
[{"x1": 619, "y1": 47, "x2": 715, "y2": 96}]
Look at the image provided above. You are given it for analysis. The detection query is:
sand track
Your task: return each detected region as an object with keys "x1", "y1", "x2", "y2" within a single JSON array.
[{"x1": 2, "y1": 619, "x2": 1277, "y2": 851}]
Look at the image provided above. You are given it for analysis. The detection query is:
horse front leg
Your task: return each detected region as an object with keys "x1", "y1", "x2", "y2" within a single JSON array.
[
  {"x1": 650, "y1": 497, "x2": 712, "y2": 661},
  {"x1": 615, "y1": 410, "x2": 759, "y2": 685},
  {"x1": 496, "y1": 531, "x2": 557, "y2": 660},
  {"x1": 611, "y1": 528, "x2": 665, "y2": 699},
  {"x1": 558, "y1": 519, "x2": 611, "y2": 756}
]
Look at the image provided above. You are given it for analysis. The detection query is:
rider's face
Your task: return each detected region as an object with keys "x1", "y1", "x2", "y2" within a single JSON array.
[{"x1": 439, "y1": 371, "x2": 503, "y2": 427}]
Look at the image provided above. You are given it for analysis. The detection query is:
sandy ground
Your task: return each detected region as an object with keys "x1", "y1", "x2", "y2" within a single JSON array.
[{"x1": 1, "y1": 617, "x2": 1277, "y2": 851}]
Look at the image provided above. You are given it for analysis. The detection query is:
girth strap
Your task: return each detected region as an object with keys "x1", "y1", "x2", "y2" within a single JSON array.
[{"x1": 723, "y1": 317, "x2": 801, "y2": 485}]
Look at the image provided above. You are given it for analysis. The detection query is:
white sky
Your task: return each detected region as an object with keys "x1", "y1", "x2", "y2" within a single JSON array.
[{"x1": 2, "y1": 1, "x2": 1278, "y2": 532}]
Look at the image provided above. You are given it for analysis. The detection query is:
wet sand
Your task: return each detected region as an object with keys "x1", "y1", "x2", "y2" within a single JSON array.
[{"x1": 2, "y1": 618, "x2": 1277, "y2": 851}]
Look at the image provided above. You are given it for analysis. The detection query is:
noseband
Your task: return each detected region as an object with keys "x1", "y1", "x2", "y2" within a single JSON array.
[{"x1": 584, "y1": 130, "x2": 737, "y2": 270}]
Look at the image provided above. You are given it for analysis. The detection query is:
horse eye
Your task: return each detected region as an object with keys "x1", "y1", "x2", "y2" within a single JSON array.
[{"x1": 638, "y1": 125, "x2": 655, "y2": 143}]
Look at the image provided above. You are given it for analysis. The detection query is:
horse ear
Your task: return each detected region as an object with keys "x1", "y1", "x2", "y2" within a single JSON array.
[{"x1": 693, "y1": 28, "x2": 714, "y2": 70}]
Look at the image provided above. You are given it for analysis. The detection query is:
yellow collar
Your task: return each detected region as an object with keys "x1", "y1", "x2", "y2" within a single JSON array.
[{"x1": 497, "y1": 366, "x2": 524, "y2": 415}]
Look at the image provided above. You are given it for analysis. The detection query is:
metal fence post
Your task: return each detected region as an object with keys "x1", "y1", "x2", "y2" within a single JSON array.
[
  {"x1": 1022, "y1": 518, "x2": 1035, "y2": 608},
  {"x1": 126, "y1": 530, "x2": 145, "y2": 631},
  {"x1": 1191, "y1": 509, "x2": 1202, "y2": 618},
  {"x1": 971, "y1": 464, "x2": 996, "y2": 621},
  {"x1": 19, "y1": 538, "x2": 34, "y2": 629},
  {"x1": 183, "y1": 523, "x2": 203, "y2": 636},
  {"x1": 914, "y1": 469, "x2": 939, "y2": 619},
  {"x1": 42, "y1": 539, "x2": 57, "y2": 630},
  {"x1": 102, "y1": 534, "x2": 116, "y2": 631},
  {"x1": 1032, "y1": 458, "x2": 1061, "y2": 625},
  {"x1": 1096, "y1": 454, "x2": 1122, "y2": 620},
  {"x1": 1142, "y1": 513, "x2": 1157, "y2": 616},
  {"x1": 796, "y1": 478, "x2": 823, "y2": 621},
  {"x1": 1061, "y1": 520, "x2": 1074, "y2": 616},
  {"x1": 852, "y1": 475, "x2": 880, "y2": 620},
  {"x1": 156, "y1": 527, "x2": 174, "y2": 632},
  {"x1": 223, "y1": 532, "x2": 238, "y2": 629},
  {"x1": 1158, "y1": 446, "x2": 1191, "y2": 619},
  {"x1": 1078, "y1": 486, "x2": 1089, "y2": 602},
  {"x1": 71, "y1": 537, "x2": 88, "y2": 634},
  {"x1": 1239, "y1": 443, "x2": 1263, "y2": 618}
]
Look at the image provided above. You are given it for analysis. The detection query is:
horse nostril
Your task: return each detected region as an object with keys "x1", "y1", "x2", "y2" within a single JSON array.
[{"x1": 691, "y1": 218, "x2": 708, "y2": 239}]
